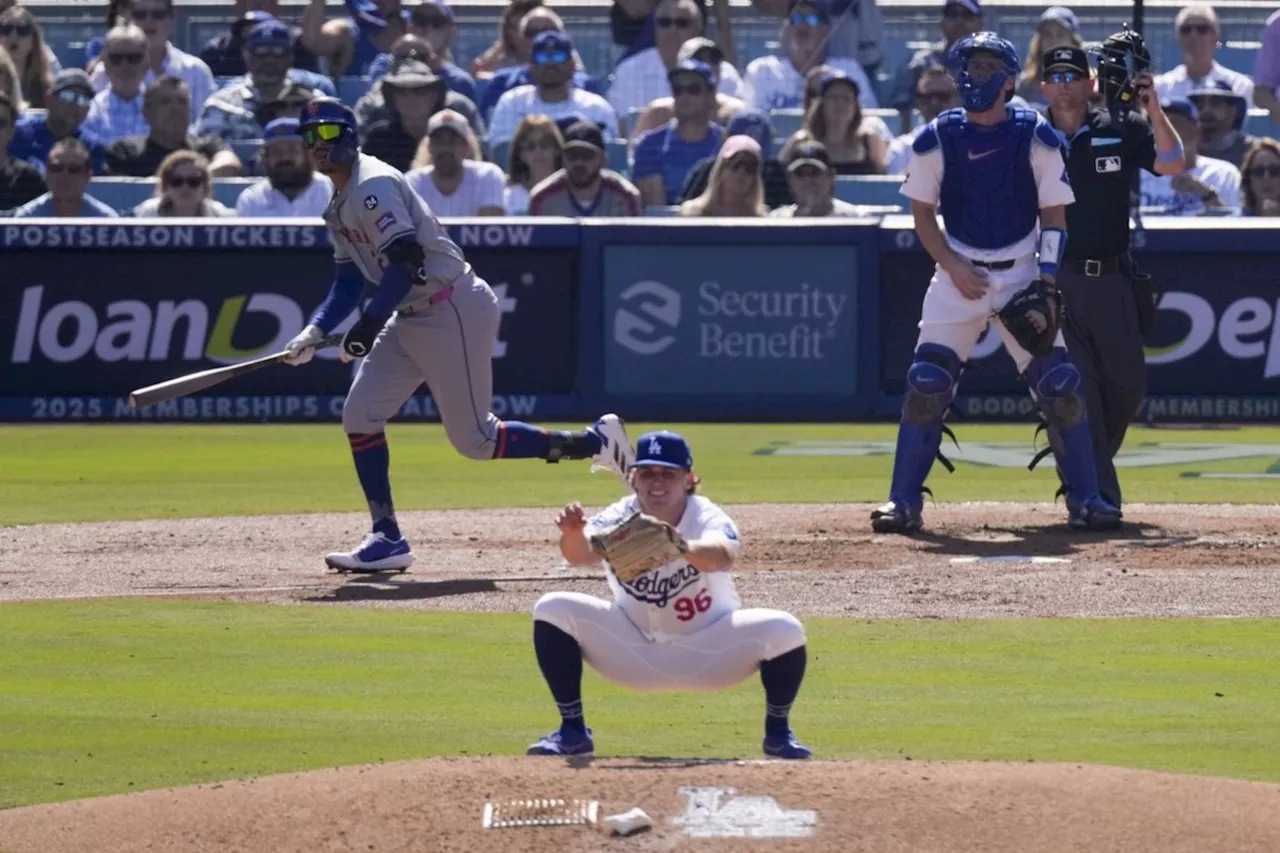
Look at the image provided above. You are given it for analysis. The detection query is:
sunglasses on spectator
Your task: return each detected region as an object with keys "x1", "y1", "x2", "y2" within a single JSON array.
[
  {"x1": 107, "y1": 52, "x2": 144, "y2": 65},
  {"x1": 55, "y1": 89, "x2": 93, "y2": 106},
  {"x1": 48, "y1": 162, "x2": 89, "y2": 174},
  {"x1": 301, "y1": 123, "x2": 345, "y2": 146},
  {"x1": 250, "y1": 44, "x2": 291, "y2": 58},
  {"x1": 131, "y1": 8, "x2": 171, "y2": 20},
  {"x1": 1179, "y1": 23, "x2": 1213, "y2": 35},
  {"x1": 671, "y1": 82, "x2": 708, "y2": 96},
  {"x1": 1248, "y1": 165, "x2": 1280, "y2": 178},
  {"x1": 727, "y1": 158, "x2": 759, "y2": 174},
  {"x1": 519, "y1": 136, "x2": 557, "y2": 152},
  {"x1": 166, "y1": 174, "x2": 205, "y2": 189},
  {"x1": 533, "y1": 49, "x2": 569, "y2": 65},
  {"x1": 0, "y1": 23, "x2": 34, "y2": 37},
  {"x1": 1045, "y1": 70, "x2": 1085, "y2": 84},
  {"x1": 789, "y1": 11, "x2": 823, "y2": 27},
  {"x1": 564, "y1": 148, "x2": 597, "y2": 162},
  {"x1": 656, "y1": 16, "x2": 695, "y2": 28},
  {"x1": 412, "y1": 14, "x2": 448, "y2": 28}
]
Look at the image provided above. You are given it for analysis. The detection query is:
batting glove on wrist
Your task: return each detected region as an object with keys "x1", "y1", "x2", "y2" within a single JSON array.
[
  {"x1": 283, "y1": 324, "x2": 324, "y2": 366},
  {"x1": 341, "y1": 314, "x2": 385, "y2": 360}
]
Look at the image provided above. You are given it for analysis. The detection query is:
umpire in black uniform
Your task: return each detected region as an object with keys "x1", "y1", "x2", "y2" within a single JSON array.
[{"x1": 1040, "y1": 38, "x2": 1185, "y2": 513}]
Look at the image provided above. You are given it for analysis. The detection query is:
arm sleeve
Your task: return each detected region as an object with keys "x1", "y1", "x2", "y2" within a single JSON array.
[
  {"x1": 310, "y1": 261, "x2": 366, "y2": 333},
  {"x1": 1031, "y1": 141, "x2": 1076, "y2": 208},
  {"x1": 365, "y1": 237, "x2": 418, "y2": 318},
  {"x1": 899, "y1": 147, "x2": 943, "y2": 204},
  {"x1": 631, "y1": 130, "x2": 663, "y2": 179}
]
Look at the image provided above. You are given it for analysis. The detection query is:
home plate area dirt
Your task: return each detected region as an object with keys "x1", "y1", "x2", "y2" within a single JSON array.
[{"x1": 2, "y1": 501, "x2": 1280, "y2": 851}]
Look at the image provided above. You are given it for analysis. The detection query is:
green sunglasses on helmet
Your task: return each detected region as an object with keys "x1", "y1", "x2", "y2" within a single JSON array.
[{"x1": 301, "y1": 123, "x2": 345, "y2": 146}]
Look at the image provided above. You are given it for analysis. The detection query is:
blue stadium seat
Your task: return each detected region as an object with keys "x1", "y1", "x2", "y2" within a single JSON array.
[
  {"x1": 337, "y1": 77, "x2": 373, "y2": 106},
  {"x1": 607, "y1": 139, "x2": 630, "y2": 173},
  {"x1": 770, "y1": 109, "x2": 805, "y2": 141},
  {"x1": 488, "y1": 140, "x2": 510, "y2": 169},
  {"x1": 212, "y1": 179, "x2": 256, "y2": 208},
  {"x1": 87, "y1": 178, "x2": 257, "y2": 213},
  {"x1": 231, "y1": 140, "x2": 264, "y2": 176},
  {"x1": 834, "y1": 176, "x2": 906, "y2": 208}
]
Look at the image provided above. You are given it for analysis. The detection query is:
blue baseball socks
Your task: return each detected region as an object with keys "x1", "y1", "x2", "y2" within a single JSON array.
[
  {"x1": 760, "y1": 646, "x2": 807, "y2": 737},
  {"x1": 494, "y1": 421, "x2": 603, "y2": 461},
  {"x1": 348, "y1": 432, "x2": 400, "y2": 540},
  {"x1": 533, "y1": 619, "x2": 587, "y2": 734}
]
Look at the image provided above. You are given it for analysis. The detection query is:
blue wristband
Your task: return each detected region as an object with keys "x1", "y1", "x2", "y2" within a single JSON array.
[
  {"x1": 1156, "y1": 142, "x2": 1184, "y2": 164},
  {"x1": 1038, "y1": 227, "x2": 1066, "y2": 278}
]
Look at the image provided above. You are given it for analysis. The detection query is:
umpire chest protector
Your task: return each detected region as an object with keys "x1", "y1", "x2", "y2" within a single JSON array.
[{"x1": 917, "y1": 107, "x2": 1058, "y2": 250}]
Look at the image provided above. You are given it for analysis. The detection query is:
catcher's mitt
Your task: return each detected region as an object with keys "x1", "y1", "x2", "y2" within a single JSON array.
[
  {"x1": 589, "y1": 511, "x2": 688, "y2": 582},
  {"x1": 998, "y1": 279, "x2": 1061, "y2": 357}
]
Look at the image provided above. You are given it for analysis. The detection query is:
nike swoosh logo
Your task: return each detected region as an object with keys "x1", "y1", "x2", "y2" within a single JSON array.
[
  {"x1": 968, "y1": 149, "x2": 1000, "y2": 161},
  {"x1": 1053, "y1": 377, "x2": 1070, "y2": 392}
]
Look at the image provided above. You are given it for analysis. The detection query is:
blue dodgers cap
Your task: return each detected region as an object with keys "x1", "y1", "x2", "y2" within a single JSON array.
[
  {"x1": 634, "y1": 431, "x2": 694, "y2": 470},
  {"x1": 1161, "y1": 97, "x2": 1199, "y2": 121},
  {"x1": 668, "y1": 58, "x2": 716, "y2": 86},
  {"x1": 531, "y1": 30, "x2": 573, "y2": 55},
  {"x1": 725, "y1": 109, "x2": 773, "y2": 150},
  {"x1": 263, "y1": 117, "x2": 301, "y2": 140},
  {"x1": 247, "y1": 20, "x2": 293, "y2": 48}
]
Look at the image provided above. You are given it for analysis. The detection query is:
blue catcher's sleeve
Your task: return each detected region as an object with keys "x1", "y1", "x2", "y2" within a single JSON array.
[
  {"x1": 310, "y1": 261, "x2": 366, "y2": 334},
  {"x1": 364, "y1": 236, "x2": 423, "y2": 319}
]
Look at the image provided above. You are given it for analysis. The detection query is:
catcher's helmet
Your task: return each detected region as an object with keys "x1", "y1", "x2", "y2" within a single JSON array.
[
  {"x1": 947, "y1": 32, "x2": 1020, "y2": 112},
  {"x1": 298, "y1": 97, "x2": 359, "y2": 166},
  {"x1": 1095, "y1": 26, "x2": 1151, "y2": 112}
]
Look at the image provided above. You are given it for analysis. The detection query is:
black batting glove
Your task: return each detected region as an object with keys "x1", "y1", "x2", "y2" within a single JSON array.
[{"x1": 341, "y1": 313, "x2": 386, "y2": 359}]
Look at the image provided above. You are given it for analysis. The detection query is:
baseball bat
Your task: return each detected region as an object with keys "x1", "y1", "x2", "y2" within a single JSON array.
[{"x1": 128, "y1": 332, "x2": 344, "y2": 409}]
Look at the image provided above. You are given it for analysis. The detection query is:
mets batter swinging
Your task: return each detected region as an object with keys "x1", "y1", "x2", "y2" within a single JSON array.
[
  {"x1": 871, "y1": 33, "x2": 1123, "y2": 534},
  {"x1": 526, "y1": 431, "x2": 812, "y2": 760},
  {"x1": 282, "y1": 98, "x2": 636, "y2": 573}
]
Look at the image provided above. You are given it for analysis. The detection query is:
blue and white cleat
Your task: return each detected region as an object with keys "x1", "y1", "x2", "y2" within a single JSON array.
[
  {"x1": 589, "y1": 414, "x2": 636, "y2": 486},
  {"x1": 762, "y1": 729, "x2": 813, "y2": 760},
  {"x1": 324, "y1": 532, "x2": 414, "y2": 573},
  {"x1": 527, "y1": 726, "x2": 595, "y2": 757},
  {"x1": 1067, "y1": 494, "x2": 1123, "y2": 531}
]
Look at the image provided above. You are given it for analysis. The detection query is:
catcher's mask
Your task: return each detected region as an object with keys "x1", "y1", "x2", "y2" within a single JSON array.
[{"x1": 1095, "y1": 26, "x2": 1151, "y2": 113}]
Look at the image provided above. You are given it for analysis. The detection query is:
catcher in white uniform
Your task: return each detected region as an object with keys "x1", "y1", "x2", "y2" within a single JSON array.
[{"x1": 526, "y1": 430, "x2": 812, "y2": 760}]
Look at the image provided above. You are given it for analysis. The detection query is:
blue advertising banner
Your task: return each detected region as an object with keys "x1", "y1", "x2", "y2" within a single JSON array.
[{"x1": 601, "y1": 245, "x2": 861, "y2": 395}]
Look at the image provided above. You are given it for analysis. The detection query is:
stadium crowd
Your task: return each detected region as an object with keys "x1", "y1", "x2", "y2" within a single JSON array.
[{"x1": 1, "y1": 0, "x2": 1279, "y2": 218}]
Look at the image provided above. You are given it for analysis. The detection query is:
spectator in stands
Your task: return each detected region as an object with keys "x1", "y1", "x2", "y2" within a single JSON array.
[
  {"x1": 632, "y1": 59, "x2": 723, "y2": 206},
  {"x1": 1155, "y1": 6, "x2": 1254, "y2": 107},
  {"x1": 471, "y1": 0, "x2": 542, "y2": 79},
  {"x1": 12, "y1": 138, "x2": 118, "y2": 217},
  {"x1": 399, "y1": 0, "x2": 475, "y2": 101},
  {"x1": 678, "y1": 108, "x2": 792, "y2": 207},
  {"x1": 529, "y1": 119, "x2": 642, "y2": 216},
  {"x1": 1139, "y1": 98, "x2": 1241, "y2": 215},
  {"x1": 679, "y1": 133, "x2": 766, "y2": 216},
  {"x1": 627, "y1": 37, "x2": 747, "y2": 139},
  {"x1": 0, "y1": 90, "x2": 45, "y2": 210},
  {"x1": 84, "y1": 0, "x2": 133, "y2": 68},
  {"x1": 477, "y1": 9, "x2": 607, "y2": 124},
  {"x1": 0, "y1": 5, "x2": 51, "y2": 108},
  {"x1": 369, "y1": 35, "x2": 475, "y2": 107},
  {"x1": 1014, "y1": 7, "x2": 1081, "y2": 105},
  {"x1": 816, "y1": 0, "x2": 884, "y2": 74},
  {"x1": 197, "y1": 21, "x2": 318, "y2": 141},
  {"x1": 885, "y1": 64, "x2": 957, "y2": 174},
  {"x1": 889, "y1": 0, "x2": 982, "y2": 134},
  {"x1": 488, "y1": 31, "x2": 619, "y2": 146},
  {"x1": 82, "y1": 25, "x2": 150, "y2": 143},
  {"x1": 612, "y1": 0, "x2": 733, "y2": 67},
  {"x1": 8, "y1": 69, "x2": 108, "y2": 173},
  {"x1": 404, "y1": 108, "x2": 504, "y2": 215},
  {"x1": 1240, "y1": 137, "x2": 1280, "y2": 215},
  {"x1": 769, "y1": 139, "x2": 866, "y2": 216},
  {"x1": 1254, "y1": 11, "x2": 1280, "y2": 122},
  {"x1": 790, "y1": 69, "x2": 886, "y2": 174},
  {"x1": 235, "y1": 117, "x2": 332, "y2": 216},
  {"x1": 88, "y1": 0, "x2": 216, "y2": 123},
  {"x1": 105, "y1": 76, "x2": 243, "y2": 176},
  {"x1": 504, "y1": 113, "x2": 563, "y2": 214},
  {"x1": 358, "y1": 39, "x2": 484, "y2": 137},
  {"x1": 1189, "y1": 81, "x2": 1260, "y2": 168},
  {"x1": 133, "y1": 150, "x2": 233, "y2": 217},
  {"x1": 200, "y1": 3, "x2": 321, "y2": 78},
  {"x1": 0, "y1": 44, "x2": 20, "y2": 109},
  {"x1": 608, "y1": 0, "x2": 743, "y2": 132},
  {"x1": 362, "y1": 59, "x2": 446, "y2": 171},
  {"x1": 743, "y1": 0, "x2": 877, "y2": 113}
]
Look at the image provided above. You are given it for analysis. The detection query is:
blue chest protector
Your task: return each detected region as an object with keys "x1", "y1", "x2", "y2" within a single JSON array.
[{"x1": 913, "y1": 107, "x2": 1062, "y2": 251}]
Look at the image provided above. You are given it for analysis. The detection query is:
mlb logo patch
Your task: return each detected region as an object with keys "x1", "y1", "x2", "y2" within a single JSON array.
[
  {"x1": 1096, "y1": 156, "x2": 1122, "y2": 173},
  {"x1": 375, "y1": 211, "x2": 396, "y2": 232}
]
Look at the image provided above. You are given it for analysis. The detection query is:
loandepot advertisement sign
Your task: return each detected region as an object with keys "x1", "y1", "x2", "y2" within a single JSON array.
[{"x1": 756, "y1": 441, "x2": 1280, "y2": 475}]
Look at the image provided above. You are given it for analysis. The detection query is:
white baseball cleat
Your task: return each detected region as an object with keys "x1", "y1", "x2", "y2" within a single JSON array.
[
  {"x1": 325, "y1": 532, "x2": 415, "y2": 573},
  {"x1": 589, "y1": 414, "x2": 635, "y2": 486}
]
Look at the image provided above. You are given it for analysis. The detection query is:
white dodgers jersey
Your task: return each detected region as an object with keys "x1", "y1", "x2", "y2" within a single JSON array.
[{"x1": 585, "y1": 494, "x2": 742, "y2": 641}]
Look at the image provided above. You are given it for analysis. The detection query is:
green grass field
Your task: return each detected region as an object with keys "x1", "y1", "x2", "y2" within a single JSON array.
[
  {"x1": 2, "y1": 423, "x2": 1278, "y2": 524},
  {"x1": 2, "y1": 423, "x2": 1279, "y2": 810}
]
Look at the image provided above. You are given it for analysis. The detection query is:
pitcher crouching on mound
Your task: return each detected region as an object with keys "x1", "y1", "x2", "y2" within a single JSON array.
[{"x1": 526, "y1": 431, "x2": 811, "y2": 760}]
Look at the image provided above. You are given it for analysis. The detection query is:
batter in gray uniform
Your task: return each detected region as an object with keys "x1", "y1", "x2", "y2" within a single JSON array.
[{"x1": 283, "y1": 98, "x2": 635, "y2": 574}]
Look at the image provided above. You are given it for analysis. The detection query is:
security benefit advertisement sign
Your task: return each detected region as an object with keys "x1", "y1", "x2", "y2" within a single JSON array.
[
  {"x1": 879, "y1": 252, "x2": 1280, "y2": 420},
  {"x1": 603, "y1": 245, "x2": 860, "y2": 395},
  {"x1": 0, "y1": 238, "x2": 578, "y2": 421}
]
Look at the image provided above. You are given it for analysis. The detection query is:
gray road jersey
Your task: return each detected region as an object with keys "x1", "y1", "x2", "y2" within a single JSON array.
[{"x1": 323, "y1": 153, "x2": 470, "y2": 307}]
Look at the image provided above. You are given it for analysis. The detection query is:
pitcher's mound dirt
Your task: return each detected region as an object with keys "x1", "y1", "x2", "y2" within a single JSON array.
[{"x1": 2, "y1": 757, "x2": 1278, "y2": 853}]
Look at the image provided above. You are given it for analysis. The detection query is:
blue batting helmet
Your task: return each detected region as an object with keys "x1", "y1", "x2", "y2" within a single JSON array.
[
  {"x1": 298, "y1": 97, "x2": 359, "y2": 166},
  {"x1": 946, "y1": 32, "x2": 1019, "y2": 112}
]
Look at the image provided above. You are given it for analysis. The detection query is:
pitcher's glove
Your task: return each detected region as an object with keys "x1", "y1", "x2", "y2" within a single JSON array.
[
  {"x1": 998, "y1": 278, "x2": 1061, "y2": 357},
  {"x1": 589, "y1": 511, "x2": 688, "y2": 582}
]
